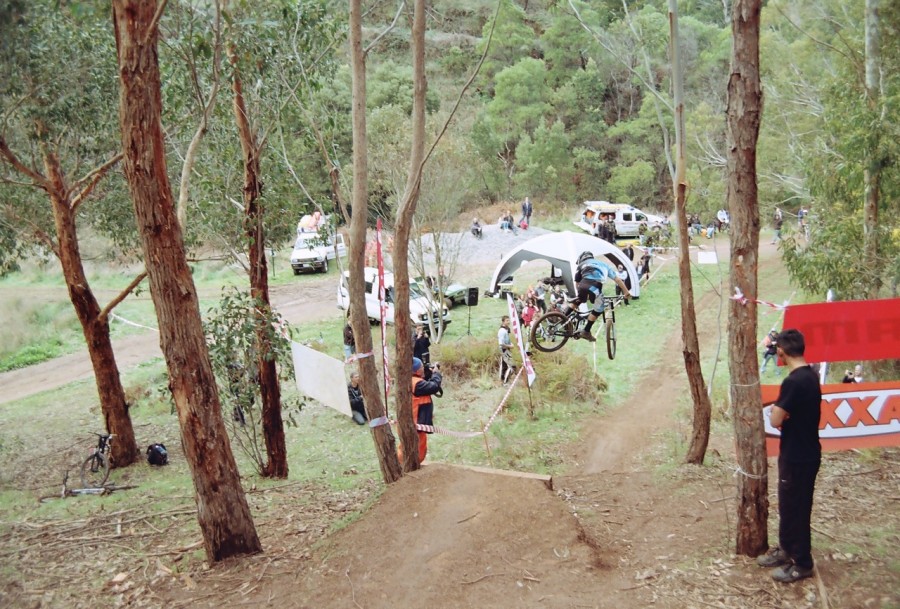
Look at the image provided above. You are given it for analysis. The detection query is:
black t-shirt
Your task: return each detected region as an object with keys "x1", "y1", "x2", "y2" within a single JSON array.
[{"x1": 775, "y1": 365, "x2": 822, "y2": 463}]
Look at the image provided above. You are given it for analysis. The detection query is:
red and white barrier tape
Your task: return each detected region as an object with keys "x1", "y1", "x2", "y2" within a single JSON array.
[
  {"x1": 344, "y1": 351, "x2": 374, "y2": 365},
  {"x1": 731, "y1": 287, "x2": 789, "y2": 311}
]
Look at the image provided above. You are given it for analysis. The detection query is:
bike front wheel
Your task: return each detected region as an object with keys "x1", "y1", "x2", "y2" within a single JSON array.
[
  {"x1": 531, "y1": 311, "x2": 571, "y2": 353},
  {"x1": 80, "y1": 452, "x2": 110, "y2": 488},
  {"x1": 606, "y1": 318, "x2": 617, "y2": 360}
]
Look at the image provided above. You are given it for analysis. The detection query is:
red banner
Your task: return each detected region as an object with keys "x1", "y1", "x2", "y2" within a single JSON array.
[
  {"x1": 761, "y1": 381, "x2": 900, "y2": 456},
  {"x1": 781, "y1": 298, "x2": 900, "y2": 363}
]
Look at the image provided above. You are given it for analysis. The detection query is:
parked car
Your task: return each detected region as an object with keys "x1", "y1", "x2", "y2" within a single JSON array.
[
  {"x1": 574, "y1": 201, "x2": 666, "y2": 238},
  {"x1": 290, "y1": 230, "x2": 346, "y2": 274},
  {"x1": 413, "y1": 276, "x2": 468, "y2": 308},
  {"x1": 337, "y1": 267, "x2": 451, "y2": 327}
]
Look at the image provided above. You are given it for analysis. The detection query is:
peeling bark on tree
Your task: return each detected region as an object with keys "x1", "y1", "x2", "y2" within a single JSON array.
[
  {"x1": 349, "y1": 0, "x2": 402, "y2": 484},
  {"x1": 43, "y1": 151, "x2": 139, "y2": 468},
  {"x1": 112, "y1": 0, "x2": 261, "y2": 561},
  {"x1": 726, "y1": 0, "x2": 768, "y2": 557},
  {"x1": 231, "y1": 48, "x2": 288, "y2": 479}
]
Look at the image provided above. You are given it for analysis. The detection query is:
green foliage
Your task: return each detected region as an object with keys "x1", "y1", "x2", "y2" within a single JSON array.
[
  {"x1": 204, "y1": 288, "x2": 301, "y2": 473},
  {"x1": 486, "y1": 57, "x2": 550, "y2": 141},
  {"x1": 368, "y1": 60, "x2": 441, "y2": 114},
  {"x1": 438, "y1": 45, "x2": 477, "y2": 77},
  {"x1": 607, "y1": 160, "x2": 656, "y2": 205},
  {"x1": 0, "y1": 0, "x2": 135, "y2": 259},
  {"x1": 515, "y1": 120, "x2": 575, "y2": 201},
  {"x1": 475, "y1": 0, "x2": 536, "y2": 91}
]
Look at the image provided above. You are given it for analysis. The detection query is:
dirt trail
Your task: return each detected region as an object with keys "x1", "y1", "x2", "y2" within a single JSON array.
[
  {"x1": 149, "y1": 240, "x2": 767, "y2": 609},
  {"x1": 0, "y1": 276, "x2": 338, "y2": 404}
]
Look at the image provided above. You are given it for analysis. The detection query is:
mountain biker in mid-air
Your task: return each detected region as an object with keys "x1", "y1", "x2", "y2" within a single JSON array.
[{"x1": 564, "y1": 251, "x2": 632, "y2": 342}]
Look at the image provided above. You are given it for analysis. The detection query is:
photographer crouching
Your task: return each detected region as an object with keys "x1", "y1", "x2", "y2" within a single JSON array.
[{"x1": 410, "y1": 357, "x2": 442, "y2": 462}]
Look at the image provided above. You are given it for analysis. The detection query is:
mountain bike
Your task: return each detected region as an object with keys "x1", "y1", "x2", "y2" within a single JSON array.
[
  {"x1": 530, "y1": 295, "x2": 627, "y2": 359},
  {"x1": 80, "y1": 433, "x2": 114, "y2": 488}
]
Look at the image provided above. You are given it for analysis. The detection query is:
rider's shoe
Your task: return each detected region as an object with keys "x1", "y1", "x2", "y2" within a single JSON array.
[{"x1": 576, "y1": 330, "x2": 596, "y2": 342}]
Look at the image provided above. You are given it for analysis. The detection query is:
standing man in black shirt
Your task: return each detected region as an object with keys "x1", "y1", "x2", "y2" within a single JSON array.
[{"x1": 757, "y1": 329, "x2": 822, "y2": 583}]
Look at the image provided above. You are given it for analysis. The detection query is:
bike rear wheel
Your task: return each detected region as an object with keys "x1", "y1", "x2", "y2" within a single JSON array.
[
  {"x1": 531, "y1": 311, "x2": 570, "y2": 353},
  {"x1": 80, "y1": 452, "x2": 110, "y2": 488}
]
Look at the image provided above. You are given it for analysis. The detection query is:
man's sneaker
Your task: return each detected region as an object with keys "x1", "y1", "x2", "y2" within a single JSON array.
[
  {"x1": 756, "y1": 547, "x2": 790, "y2": 568},
  {"x1": 771, "y1": 563, "x2": 814, "y2": 583},
  {"x1": 576, "y1": 330, "x2": 596, "y2": 342}
]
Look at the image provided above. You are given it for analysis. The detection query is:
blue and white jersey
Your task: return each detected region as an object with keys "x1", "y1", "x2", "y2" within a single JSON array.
[{"x1": 576, "y1": 258, "x2": 615, "y2": 283}]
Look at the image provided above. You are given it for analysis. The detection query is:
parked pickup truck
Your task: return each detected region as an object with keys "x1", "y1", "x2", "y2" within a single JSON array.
[
  {"x1": 337, "y1": 267, "x2": 451, "y2": 328},
  {"x1": 290, "y1": 230, "x2": 346, "y2": 274}
]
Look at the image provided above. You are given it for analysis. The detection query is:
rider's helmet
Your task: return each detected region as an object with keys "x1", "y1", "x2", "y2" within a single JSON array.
[{"x1": 577, "y1": 251, "x2": 593, "y2": 265}]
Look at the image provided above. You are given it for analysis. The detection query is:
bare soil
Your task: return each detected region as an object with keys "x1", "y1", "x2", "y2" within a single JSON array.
[{"x1": 1, "y1": 238, "x2": 897, "y2": 609}]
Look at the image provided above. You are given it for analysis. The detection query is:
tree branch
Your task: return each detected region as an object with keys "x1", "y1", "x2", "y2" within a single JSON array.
[
  {"x1": 176, "y1": 0, "x2": 224, "y2": 228},
  {"x1": 364, "y1": 0, "x2": 406, "y2": 56},
  {"x1": 143, "y1": 0, "x2": 169, "y2": 45},
  {"x1": 0, "y1": 135, "x2": 50, "y2": 189},
  {"x1": 567, "y1": 0, "x2": 674, "y2": 113},
  {"x1": 99, "y1": 271, "x2": 148, "y2": 322},
  {"x1": 70, "y1": 153, "x2": 124, "y2": 212},
  {"x1": 772, "y1": 4, "x2": 861, "y2": 71}
]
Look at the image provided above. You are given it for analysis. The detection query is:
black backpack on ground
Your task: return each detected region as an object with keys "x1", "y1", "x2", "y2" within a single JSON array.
[{"x1": 146, "y1": 443, "x2": 168, "y2": 466}]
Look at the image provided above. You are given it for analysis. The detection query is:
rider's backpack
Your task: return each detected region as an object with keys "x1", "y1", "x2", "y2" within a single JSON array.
[{"x1": 146, "y1": 443, "x2": 168, "y2": 466}]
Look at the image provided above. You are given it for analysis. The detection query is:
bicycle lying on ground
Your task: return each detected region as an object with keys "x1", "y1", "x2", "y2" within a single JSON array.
[
  {"x1": 530, "y1": 295, "x2": 628, "y2": 359},
  {"x1": 80, "y1": 433, "x2": 114, "y2": 488}
]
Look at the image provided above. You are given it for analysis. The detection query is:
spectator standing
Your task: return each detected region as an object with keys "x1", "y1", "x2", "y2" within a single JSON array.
[
  {"x1": 343, "y1": 314, "x2": 355, "y2": 361},
  {"x1": 534, "y1": 281, "x2": 547, "y2": 313},
  {"x1": 760, "y1": 330, "x2": 779, "y2": 375},
  {"x1": 521, "y1": 299, "x2": 538, "y2": 328},
  {"x1": 615, "y1": 264, "x2": 630, "y2": 296},
  {"x1": 772, "y1": 214, "x2": 784, "y2": 244},
  {"x1": 637, "y1": 250, "x2": 652, "y2": 283},
  {"x1": 498, "y1": 316, "x2": 514, "y2": 384},
  {"x1": 520, "y1": 197, "x2": 534, "y2": 227},
  {"x1": 622, "y1": 244, "x2": 635, "y2": 262},
  {"x1": 347, "y1": 372, "x2": 367, "y2": 425},
  {"x1": 638, "y1": 221, "x2": 648, "y2": 246},
  {"x1": 409, "y1": 358, "x2": 442, "y2": 462},
  {"x1": 413, "y1": 324, "x2": 431, "y2": 364},
  {"x1": 756, "y1": 329, "x2": 821, "y2": 584}
]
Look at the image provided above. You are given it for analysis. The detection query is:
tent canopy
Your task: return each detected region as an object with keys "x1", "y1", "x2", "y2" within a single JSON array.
[{"x1": 487, "y1": 231, "x2": 641, "y2": 298}]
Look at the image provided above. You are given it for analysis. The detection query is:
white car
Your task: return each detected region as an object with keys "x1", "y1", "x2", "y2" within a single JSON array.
[
  {"x1": 574, "y1": 201, "x2": 666, "y2": 238},
  {"x1": 290, "y1": 231, "x2": 346, "y2": 274},
  {"x1": 337, "y1": 267, "x2": 451, "y2": 328}
]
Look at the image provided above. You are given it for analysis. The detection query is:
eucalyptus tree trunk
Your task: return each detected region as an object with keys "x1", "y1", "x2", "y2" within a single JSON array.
[
  {"x1": 726, "y1": 0, "x2": 767, "y2": 557},
  {"x1": 43, "y1": 150, "x2": 139, "y2": 468},
  {"x1": 393, "y1": 0, "x2": 427, "y2": 472},
  {"x1": 669, "y1": 0, "x2": 712, "y2": 465},
  {"x1": 112, "y1": 0, "x2": 261, "y2": 561},
  {"x1": 230, "y1": 47, "x2": 288, "y2": 479},
  {"x1": 863, "y1": 0, "x2": 882, "y2": 298},
  {"x1": 349, "y1": 0, "x2": 402, "y2": 484}
]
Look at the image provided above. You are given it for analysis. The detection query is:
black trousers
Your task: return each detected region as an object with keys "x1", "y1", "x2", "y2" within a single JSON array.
[{"x1": 777, "y1": 457, "x2": 820, "y2": 569}]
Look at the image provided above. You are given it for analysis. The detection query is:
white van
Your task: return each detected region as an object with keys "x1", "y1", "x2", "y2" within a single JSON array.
[
  {"x1": 290, "y1": 230, "x2": 346, "y2": 274},
  {"x1": 337, "y1": 267, "x2": 451, "y2": 328},
  {"x1": 575, "y1": 201, "x2": 666, "y2": 238}
]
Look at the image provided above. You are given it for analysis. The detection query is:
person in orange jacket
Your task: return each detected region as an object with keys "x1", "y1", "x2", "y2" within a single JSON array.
[{"x1": 410, "y1": 357, "x2": 442, "y2": 462}]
